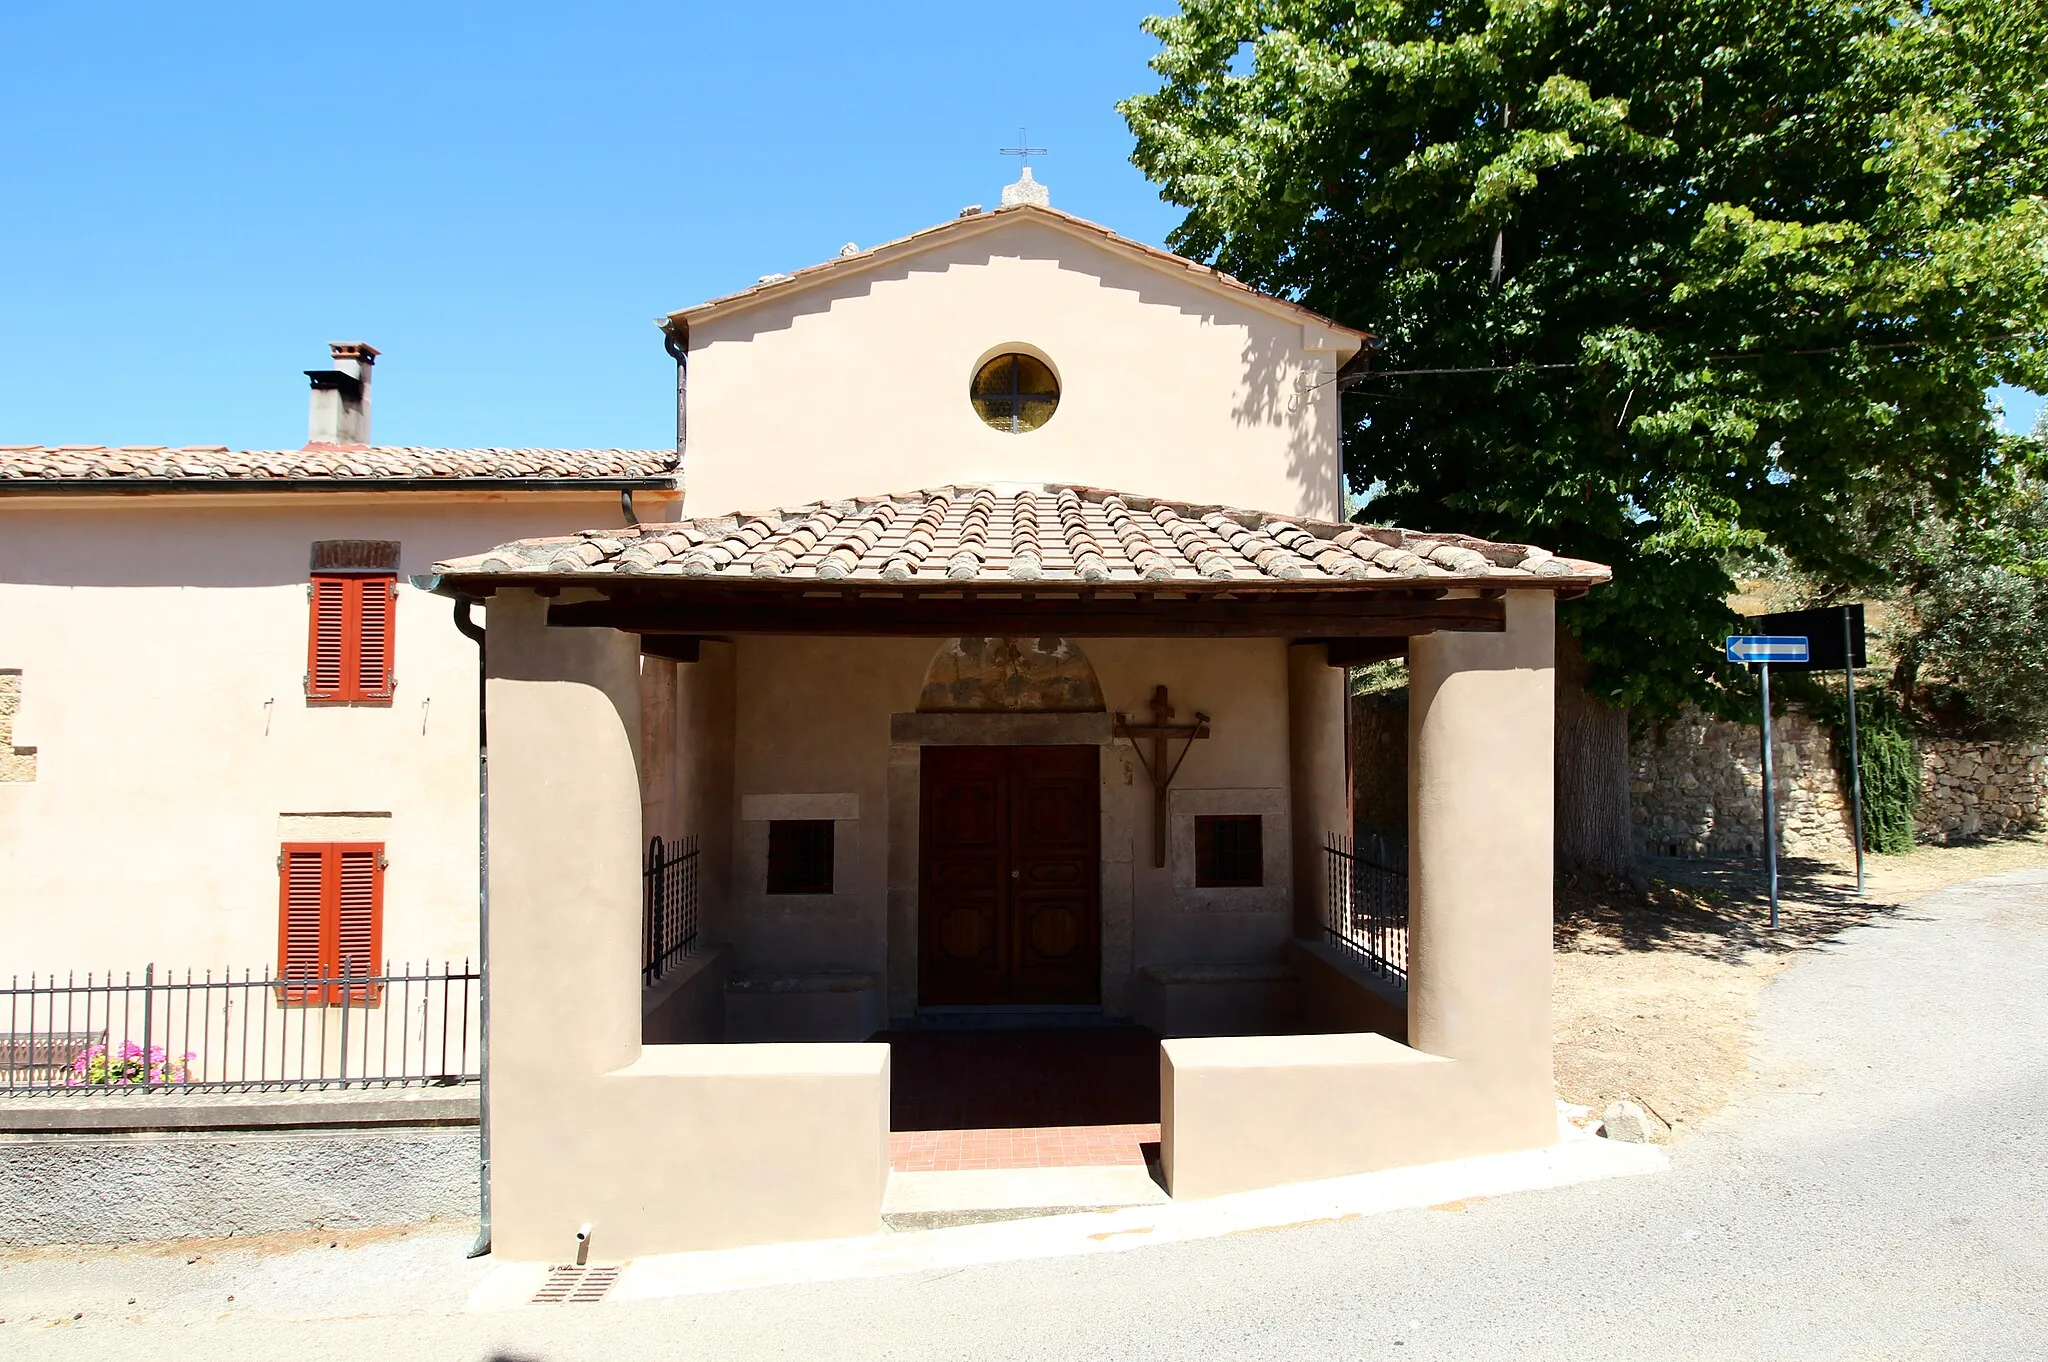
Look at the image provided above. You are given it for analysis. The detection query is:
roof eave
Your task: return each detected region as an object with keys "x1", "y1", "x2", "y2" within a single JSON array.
[
  {"x1": 424, "y1": 570, "x2": 1609, "y2": 599},
  {"x1": 0, "y1": 476, "x2": 681, "y2": 497},
  {"x1": 663, "y1": 204, "x2": 1373, "y2": 345}
]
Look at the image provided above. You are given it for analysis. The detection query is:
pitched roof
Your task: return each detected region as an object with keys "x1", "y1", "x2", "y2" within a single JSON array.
[
  {"x1": 0, "y1": 444, "x2": 677, "y2": 485},
  {"x1": 435, "y1": 483, "x2": 1609, "y2": 590},
  {"x1": 665, "y1": 203, "x2": 1372, "y2": 345}
]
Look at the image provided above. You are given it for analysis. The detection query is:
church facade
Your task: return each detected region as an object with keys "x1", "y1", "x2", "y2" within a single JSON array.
[
  {"x1": 2, "y1": 175, "x2": 1605, "y2": 1258},
  {"x1": 428, "y1": 183, "x2": 1608, "y2": 1257}
]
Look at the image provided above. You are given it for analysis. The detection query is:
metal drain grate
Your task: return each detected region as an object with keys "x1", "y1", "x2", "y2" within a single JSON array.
[{"x1": 532, "y1": 1264, "x2": 621, "y2": 1305}]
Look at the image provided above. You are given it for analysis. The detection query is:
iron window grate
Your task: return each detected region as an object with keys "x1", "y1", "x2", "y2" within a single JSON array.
[{"x1": 1194, "y1": 814, "x2": 1263, "y2": 887}]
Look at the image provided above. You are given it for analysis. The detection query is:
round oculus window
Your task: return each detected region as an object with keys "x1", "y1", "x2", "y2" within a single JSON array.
[{"x1": 970, "y1": 353, "x2": 1059, "y2": 433}]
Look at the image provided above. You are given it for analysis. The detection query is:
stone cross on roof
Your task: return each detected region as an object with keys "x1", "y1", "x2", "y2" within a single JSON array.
[{"x1": 1000, "y1": 128, "x2": 1050, "y2": 208}]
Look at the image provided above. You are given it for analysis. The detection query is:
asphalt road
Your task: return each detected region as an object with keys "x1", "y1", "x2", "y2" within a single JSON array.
[{"x1": 9, "y1": 867, "x2": 2045, "y2": 1361}]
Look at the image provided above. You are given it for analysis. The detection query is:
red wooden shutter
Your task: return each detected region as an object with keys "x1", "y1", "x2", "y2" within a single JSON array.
[
  {"x1": 355, "y1": 576, "x2": 396, "y2": 699},
  {"x1": 306, "y1": 577, "x2": 350, "y2": 699},
  {"x1": 306, "y1": 574, "x2": 396, "y2": 702},
  {"x1": 277, "y1": 842, "x2": 385, "y2": 1004},
  {"x1": 335, "y1": 846, "x2": 384, "y2": 1001},
  {"x1": 278, "y1": 845, "x2": 330, "y2": 1001}
]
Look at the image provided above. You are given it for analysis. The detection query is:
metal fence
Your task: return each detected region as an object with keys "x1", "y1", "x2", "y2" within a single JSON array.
[
  {"x1": 1, "y1": 961, "x2": 480, "y2": 1095},
  {"x1": 642, "y1": 833, "x2": 701, "y2": 986},
  {"x1": 1324, "y1": 833, "x2": 1409, "y2": 986}
]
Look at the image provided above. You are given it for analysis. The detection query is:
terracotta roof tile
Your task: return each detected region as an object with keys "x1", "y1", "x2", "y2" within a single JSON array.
[
  {"x1": 0, "y1": 445, "x2": 676, "y2": 483},
  {"x1": 436, "y1": 483, "x2": 1610, "y2": 590}
]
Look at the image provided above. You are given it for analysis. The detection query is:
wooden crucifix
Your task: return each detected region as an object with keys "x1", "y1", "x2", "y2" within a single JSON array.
[{"x1": 1113, "y1": 685, "x2": 1211, "y2": 868}]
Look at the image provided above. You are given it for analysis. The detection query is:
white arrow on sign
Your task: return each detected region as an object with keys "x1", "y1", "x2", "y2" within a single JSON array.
[{"x1": 1727, "y1": 635, "x2": 1809, "y2": 664}]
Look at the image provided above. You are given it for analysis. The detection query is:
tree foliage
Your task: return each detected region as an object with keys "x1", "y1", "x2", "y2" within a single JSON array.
[
  {"x1": 1811, "y1": 430, "x2": 2048, "y2": 735},
  {"x1": 1122, "y1": 0, "x2": 2048, "y2": 720}
]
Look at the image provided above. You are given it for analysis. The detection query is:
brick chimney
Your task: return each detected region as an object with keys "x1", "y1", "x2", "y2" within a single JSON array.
[{"x1": 305, "y1": 342, "x2": 379, "y2": 447}]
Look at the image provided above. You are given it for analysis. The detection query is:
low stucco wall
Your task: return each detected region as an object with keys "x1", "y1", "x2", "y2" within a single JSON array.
[
  {"x1": 641, "y1": 945, "x2": 730, "y2": 1045},
  {"x1": 487, "y1": 594, "x2": 891, "y2": 1259},
  {"x1": 1288, "y1": 938, "x2": 1406, "y2": 1042},
  {"x1": 0, "y1": 1089, "x2": 477, "y2": 1244},
  {"x1": 1161, "y1": 1032, "x2": 1455, "y2": 1199}
]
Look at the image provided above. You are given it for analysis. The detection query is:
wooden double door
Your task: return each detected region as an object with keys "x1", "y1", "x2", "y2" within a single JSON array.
[{"x1": 919, "y1": 746, "x2": 1101, "y2": 1006}]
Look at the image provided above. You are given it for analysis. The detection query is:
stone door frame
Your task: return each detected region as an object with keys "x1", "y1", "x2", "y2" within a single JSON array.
[{"x1": 885, "y1": 712, "x2": 1136, "y2": 1021}]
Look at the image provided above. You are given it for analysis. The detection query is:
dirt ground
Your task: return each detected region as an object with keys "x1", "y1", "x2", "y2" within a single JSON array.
[{"x1": 1553, "y1": 834, "x2": 2048, "y2": 1139}]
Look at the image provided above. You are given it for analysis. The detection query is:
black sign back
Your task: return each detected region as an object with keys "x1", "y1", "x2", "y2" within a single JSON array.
[{"x1": 1750, "y1": 604, "x2": 1867, "y2": 670}]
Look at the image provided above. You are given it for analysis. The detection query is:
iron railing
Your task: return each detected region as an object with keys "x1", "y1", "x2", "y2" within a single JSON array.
[
  {"x1": 642, "y1": 833, "x2": 701, "y2": 986},
  {"x1": 1324, "y1": 833, "x2": 1409, "y2": 986},
  {"x1": 1, "y1": 961, "x2": 479, "y2": 1095}
]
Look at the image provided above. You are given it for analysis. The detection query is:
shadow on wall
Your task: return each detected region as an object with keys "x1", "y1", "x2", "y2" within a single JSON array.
[
  {"x1": 691, "y1": 216, "x2": 1315, "y2": 348},
  {"x1": 1233, "y1": 328, "x2": 1340, "y2": 520}
]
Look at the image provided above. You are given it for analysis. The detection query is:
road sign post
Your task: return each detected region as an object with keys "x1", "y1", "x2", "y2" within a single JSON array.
[
  {"x1": 1752, "y1": 605, "x2": 1870, "y2": 897},
  {"x1": 1727, "y1": 635, "x2": 1811, "y2": 928},
  {"x1": 1758, "y1": 662, "x2": 1779, "y2": 927},
  {"x1": 1842, "y1": 606, "x2": 1866, "y2": 895}
]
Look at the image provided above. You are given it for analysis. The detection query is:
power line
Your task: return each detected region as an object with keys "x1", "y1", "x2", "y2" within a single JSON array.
[{"x1": 1328, "y1": 332, "x2": 2046, "y2": 390}]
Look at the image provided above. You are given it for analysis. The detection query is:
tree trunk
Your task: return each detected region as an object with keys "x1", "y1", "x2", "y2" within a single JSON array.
[{"x1": 1555, "y1": 627, "x2": 1635, "y2": 883}]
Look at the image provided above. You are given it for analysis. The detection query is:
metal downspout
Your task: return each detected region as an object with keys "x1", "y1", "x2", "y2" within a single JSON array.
[{"x1": 454, "y1": 598, "x2": 492, "y2": 1258}]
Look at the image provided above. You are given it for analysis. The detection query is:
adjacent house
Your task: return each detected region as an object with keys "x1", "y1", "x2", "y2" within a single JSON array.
[{"x1": 0, "y1": 345, "x2": 678, "y2": 991}]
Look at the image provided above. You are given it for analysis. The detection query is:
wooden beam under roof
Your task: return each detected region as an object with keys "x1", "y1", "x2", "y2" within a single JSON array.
[
  {"x1": 1315, "y1": 637, "x2": 1409, "y2": 666},
  {"x1": 544, "y1": 590, "x2": 1505, "y2": 638}
]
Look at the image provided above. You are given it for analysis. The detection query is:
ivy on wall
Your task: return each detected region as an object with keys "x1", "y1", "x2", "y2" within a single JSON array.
[
  {"x1": 1858, "y1": 729, "x2": 1920, "y2": 855},
  {"x1": 1792, "y1": 674, "x2": 1922, "y2": 855}
]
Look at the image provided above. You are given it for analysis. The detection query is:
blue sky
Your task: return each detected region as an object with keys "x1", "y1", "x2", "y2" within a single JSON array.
[
  {"x1": 0, "y1": 3, "x2": 1183, "y2": 452},
  {"x1": 4, "y1": 5, "x2": 2040, "y2": 452}
]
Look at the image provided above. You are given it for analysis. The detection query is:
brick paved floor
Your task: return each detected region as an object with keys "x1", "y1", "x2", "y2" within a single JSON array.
[
  {"x1": 879, "y1": 1026, "x2": 1163, "y2": 1171},
  {"x1": 887, "y1": 1122, "x2": 1162, "y2": 1172}
]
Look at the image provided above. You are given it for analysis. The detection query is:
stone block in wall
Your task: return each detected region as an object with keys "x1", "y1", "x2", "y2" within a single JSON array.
[
  {"x1": 1913, "y1": 737, "x2": 2048, "y2": 842},
  {"x1": 1630, "y1": 705, "x2": 1853, "y2": 860},
  {"x1": 0, "y1": 670, "x2": 35, "y2": 782}
]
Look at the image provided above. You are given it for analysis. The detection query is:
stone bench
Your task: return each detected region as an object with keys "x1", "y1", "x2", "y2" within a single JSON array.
[
  {"x1": 1, "y1": 1030, "x2": 103, "y2": 1084},
  {"x1": 724, "y1": 971, "x2": 881, "y2": 1042},
  {"x1": 1130, "y1": 960, "x2": 1300, "y2": 1037}
]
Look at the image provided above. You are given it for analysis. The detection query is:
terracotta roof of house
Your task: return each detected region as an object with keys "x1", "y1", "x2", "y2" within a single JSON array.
[
  {"x1": 665, "y1": 203, "x2": 1373, "y2": 345},
  {"x1": 0, "y1": 444, "x2": 677, "y2": 484},
  {"x1": 435, "y1": 484, "x2": 1609, "y2": 590}
]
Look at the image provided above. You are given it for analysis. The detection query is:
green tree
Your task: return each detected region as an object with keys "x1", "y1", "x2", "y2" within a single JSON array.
[
  {"x1": 1817, "y1": 431, "x2": 2048, "y2": 735},
  {"x1": 1123, "y1": 0, "x2": 2048, "y2": 870}
]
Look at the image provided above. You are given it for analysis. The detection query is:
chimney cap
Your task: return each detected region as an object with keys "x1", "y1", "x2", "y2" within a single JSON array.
[
  {"x1": 305, "y1": 370, "x2": 364, "y2": 397},
  {"x1": 328, "y1": 342, "x2": 380, "y2": 362}
]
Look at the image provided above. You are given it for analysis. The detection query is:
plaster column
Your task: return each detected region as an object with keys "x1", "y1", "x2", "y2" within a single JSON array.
[
  {"x1": 484, "y1": 589, "x2": 645, "y2": 1250},
  {"x1": 1288, "y1": 642, "x2": 1348, "y2": 940},
  {"x1": 1406, "y1": 592, "x2": 1556, "y2": 1136}
]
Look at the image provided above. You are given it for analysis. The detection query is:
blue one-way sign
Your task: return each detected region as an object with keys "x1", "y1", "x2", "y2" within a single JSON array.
[{"x1": 1727, "y1": 635, "x2": 1811, "y2": 664}]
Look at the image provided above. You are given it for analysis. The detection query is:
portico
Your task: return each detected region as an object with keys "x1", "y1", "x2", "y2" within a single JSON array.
[{"x1": 432, "y1": 481, "x2": 1605, "y2": 1258}]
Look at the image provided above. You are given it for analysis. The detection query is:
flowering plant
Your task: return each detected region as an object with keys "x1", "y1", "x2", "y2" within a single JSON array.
[{"x1": 66, "y1": 1042, "x2": 195, "y2": 1086}]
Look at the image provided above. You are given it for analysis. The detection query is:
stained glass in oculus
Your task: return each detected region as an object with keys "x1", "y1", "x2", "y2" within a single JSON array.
[{"x1": 971, "y1": 353, "x2": 1059, "y2": 433}]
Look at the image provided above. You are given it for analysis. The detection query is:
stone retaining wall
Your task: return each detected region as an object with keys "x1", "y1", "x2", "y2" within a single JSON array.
[
  {"x1": 1357, "y1": 689, "x2": 2044, "y2": 860},
  {"x1": 1631, "y1": 708, "x2": 2047, "y2": 857},
  {"x1": 1350, "y1": 692, "x2": 1408, "y2": 837},
  {"x1": 0, "y1": 1088, "x2": 478, "y2": 1245},
  {"x1": 1630, "y1": 708, "x2": 1853, "y2": 860},
  {"x1": 1917, "y1": 739, "x2": 2048, "y2": 841}
]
